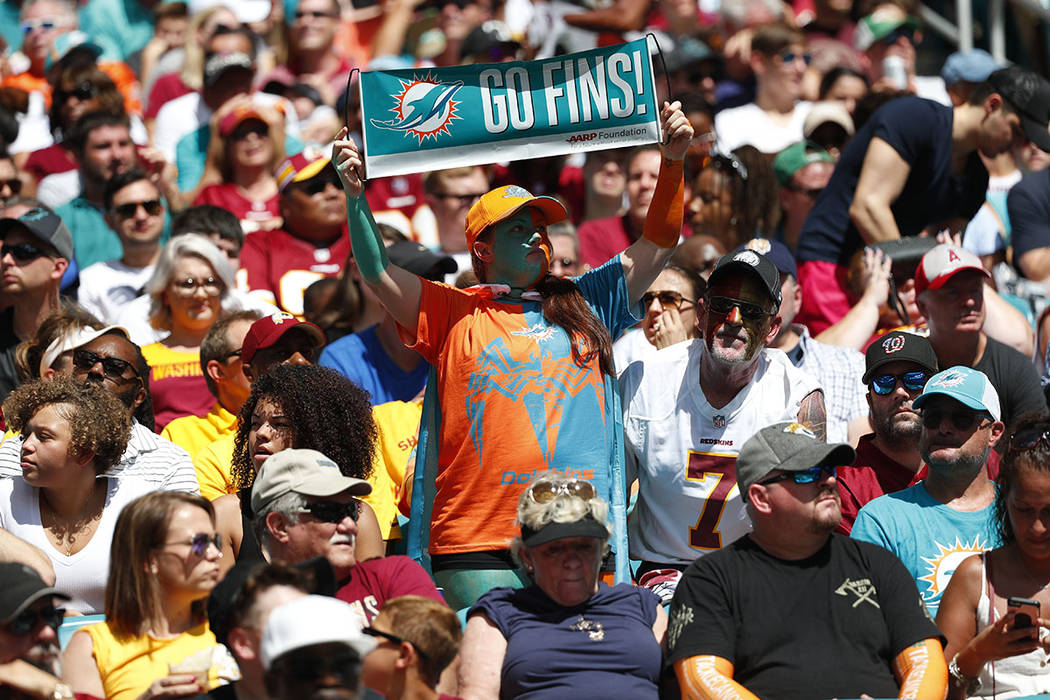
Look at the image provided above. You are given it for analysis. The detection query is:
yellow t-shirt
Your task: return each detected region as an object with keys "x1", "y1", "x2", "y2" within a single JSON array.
[
  {"x1": 192, "y1": 434, "x2": 237, "y2": 502},
  {"x1": 372, "y1": 400, "x2": 423, "y2": 533},
  {"x1": 82, "y1": 621, "x2": 223, "y2": 700},
  {"x1": 163, "y1": 405, "x2": 237, "y2": 496}
]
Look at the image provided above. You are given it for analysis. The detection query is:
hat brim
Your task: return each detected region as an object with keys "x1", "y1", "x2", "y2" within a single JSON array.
[
  {"x1": 912, "y1": 389, "x2": 993, "y2": 416},
  {"x1": 291, "y1": 158, "x2": 333, "y2": 186},
  {"x1": 294, "y1": 471, "x2": 373, "y2": 499},
  {"x1": 487, "y1": 196, "x2": 568, "y2": 235},
  {"x1": 3, "y1": 587, "x2": 70, "y2": 624},
  {"x1": 244, "y1": 322, "x2": 325, "y2": 364},
  {"x1": 521, "y1": 517, "x2": 609, "y2": 548},
  {"x1": 923, "y1": 263, "x2": 991, "y2": 293},
  {"x1": 759, "y1": 442, "x2": 856, "y2": 481},
  {"x1": 861, "y1": 354, "x2": 938, "y2": 384},
  {"x1": 708, "y1": 260, "x2": 781, "y2": 305},
  {"x1": 1019, "y1": 112, "x2": 1050, "y2": 153}
]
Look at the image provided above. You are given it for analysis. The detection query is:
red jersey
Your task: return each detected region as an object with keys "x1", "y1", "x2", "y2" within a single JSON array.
[
  {"x1": 194, "y1": 183, "x2": 282, "y2": 234},
  {"x1": 145, "y1": 72, "x2": 193, "y2": 120},
  {"x1": 240, "y1": 227, "x2": 350, "y2": 315}
]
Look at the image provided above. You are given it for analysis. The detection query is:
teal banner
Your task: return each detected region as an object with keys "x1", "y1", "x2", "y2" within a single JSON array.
[{"x1": 360, "y1": 38, "x2": 661, "y2": 178}]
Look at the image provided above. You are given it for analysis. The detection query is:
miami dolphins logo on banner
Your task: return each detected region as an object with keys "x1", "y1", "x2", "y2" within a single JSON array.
[{"x1": 369, "y1": 76, "x2": 464, "y2": 143}]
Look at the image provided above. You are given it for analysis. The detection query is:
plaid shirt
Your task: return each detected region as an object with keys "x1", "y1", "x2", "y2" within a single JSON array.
[{"x1": 791, "y1": 325, "x2": 868, "y2": 443}]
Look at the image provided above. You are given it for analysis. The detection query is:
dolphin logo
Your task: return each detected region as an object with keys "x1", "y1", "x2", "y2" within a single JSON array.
[{"x1": 370, "y1": 79, "x2": 463, "y2": 142}]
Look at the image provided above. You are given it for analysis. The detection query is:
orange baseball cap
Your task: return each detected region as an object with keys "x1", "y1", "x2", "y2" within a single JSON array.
[{"x1": 464, "y1": 185, "x2": 567, "y2": 250}]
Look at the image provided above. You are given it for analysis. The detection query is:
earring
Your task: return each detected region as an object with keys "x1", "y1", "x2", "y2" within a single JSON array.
[{"x1": 526, "y1": 565, "x2": 534, "y2": 573}]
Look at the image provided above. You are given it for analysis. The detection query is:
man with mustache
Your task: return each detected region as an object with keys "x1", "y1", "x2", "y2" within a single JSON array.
[
  {"x1": 852, "y1": 366, "x2": 1004, "y2": 617},
  {"x1": 620, "y1": 251, "x2": 823, "y2": 596},
  {"x1": 250, "y1": 449, "x2": 444, "y2": 628},
  {"x1": 916, "y1": 243, "x2": 1045, "y2": 436},
  {"x1": 0, "y1": 562, "x2": 74, "y2": 699},
  {"x1": 667, "y1": 422, "x2": 947, "y2": 700}
]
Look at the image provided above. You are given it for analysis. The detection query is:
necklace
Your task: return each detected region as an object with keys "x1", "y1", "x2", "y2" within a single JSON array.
[{"x1": 39, "y1": 487, "x2": 106, "y2": 556}]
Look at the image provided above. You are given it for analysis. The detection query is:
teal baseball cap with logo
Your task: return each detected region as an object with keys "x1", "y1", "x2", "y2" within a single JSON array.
[{"x1": 912, "y1": 366, "x2": 1001, "y2": 421}]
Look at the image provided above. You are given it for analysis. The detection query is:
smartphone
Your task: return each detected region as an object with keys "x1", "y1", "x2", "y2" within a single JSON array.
[{"x1": 1007, "y1": 596, "x2": 1040, "y2": 640}]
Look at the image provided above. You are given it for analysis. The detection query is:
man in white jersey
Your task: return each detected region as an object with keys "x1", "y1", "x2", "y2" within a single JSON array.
[{"x1": 620, "y1": 251, "x2": 824, "y2": 595}]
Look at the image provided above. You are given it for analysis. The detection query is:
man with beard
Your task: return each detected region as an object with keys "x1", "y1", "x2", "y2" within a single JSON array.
[
  {"x1": 0, "y1": 562, "x2": 74, "y2": 699},
  {"x1": 835, "y1": 331, "x2": 939, "y2": 533},
  {"x1": 0, "y1": 327, "x2": 199, "y2": 492},
  {"x1": 620, "y1": 251, "x2": 823, "y2": 593},
  {"x1": 853, "y1": 366, "x2": 1003, "y2": 616},
  {"x1": 666, "y1": 422, "x2": 946, "y2": 700}
]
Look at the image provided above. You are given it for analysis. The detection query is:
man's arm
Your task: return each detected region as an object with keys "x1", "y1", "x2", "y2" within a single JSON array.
[
  {"x1": 0, "y1": 528, "x2": 55, "y2": 584},
  {"x1": 674, "y1": 656, "x2": 760, "y2": 700},
  {"x1": 796, "y1": 390, "x2": 827, "y2": 443},
  {"x1": 892, "y1": 639, "x2": 948, "y2": 700},
  {"x1": 849, "y1": 138, "x2": 912, "y2": 244}
]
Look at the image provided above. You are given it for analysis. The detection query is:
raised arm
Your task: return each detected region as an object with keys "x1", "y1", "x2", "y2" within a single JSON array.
[
  {"x1": 332, "y1": 130, "x2": 423, "y2": 335},
  {"x1": 620, "y1": 101, "x2": 692, "y2": 302},
  {"x1": 674, "y1": 656, "x2": 760, "y2": 700}
]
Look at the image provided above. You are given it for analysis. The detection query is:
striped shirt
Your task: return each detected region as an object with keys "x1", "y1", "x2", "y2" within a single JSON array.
[{"x1": 0, "y1": 420, "x2": 199, "y2": 494}]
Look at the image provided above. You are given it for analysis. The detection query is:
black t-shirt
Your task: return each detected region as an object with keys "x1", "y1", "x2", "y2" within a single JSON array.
[
  {"x1": 975, "y1": 336, "x2": 1048, "y2": 431},
  {"x1": 797, "y1": 97, "x2": 988, "y2": 265},
  {"x1": 0, "y1": 307, "x2": 20, "y2": 403},
  {"x1": 1007, "y1": 167, "x2": 1050, "y2": 261},
  {"x1": 665, "y1": 534, "x2": 941, "y2": 700}
]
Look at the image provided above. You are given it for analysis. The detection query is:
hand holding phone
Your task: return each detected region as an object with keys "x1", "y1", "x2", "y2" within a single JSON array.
[{"x1": 1007, "y1": 596, "x2": 1041, "y2": 640}]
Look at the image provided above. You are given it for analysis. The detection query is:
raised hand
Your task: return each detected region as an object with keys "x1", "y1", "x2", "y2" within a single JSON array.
[
  {"x1": 660, "y1": 101, "x2": 694, "y2": 162},
  {"x1": 331, "y1": 127, "x2": 364, "y2": 199}
]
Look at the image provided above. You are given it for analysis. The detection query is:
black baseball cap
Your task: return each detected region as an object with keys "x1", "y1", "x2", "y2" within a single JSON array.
[
  {"x1": 521, "y1": 514, "x2": 610, "y2": 547},
  {"x1": 862, "y1": 330, "x2": 939, "y2": 384},
  {"x1": 387, "y1": 241, "x2": 457, "y2": 281},
  {"x1": 0, "y1": 563, "x2": 69, "y2": 624},
  {"x1": 708, "y1": 249, "x2": 782, "y2": 308},
  {"x1": 989, "y1": 66, "x2": 1050, "y2": 152}
]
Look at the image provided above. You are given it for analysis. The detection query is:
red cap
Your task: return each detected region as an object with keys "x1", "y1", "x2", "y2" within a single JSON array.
[
  {"x1": 219, "y1": 105, "x2": 269, "y2": 138},
  {"x1": 241, "y1": 312, "x2": 325, "y2": 365},
  {"x1": 914, "y1": 243, "x2": 990, "y2": 296},
  {"x1": 274, "y1": 146, "x2": 331, "y2": 193}
]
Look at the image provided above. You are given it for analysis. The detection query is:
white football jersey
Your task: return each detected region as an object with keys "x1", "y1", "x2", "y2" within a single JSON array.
[{"x1": 620, "y1": 339, "x2": 822, "y2": 565}]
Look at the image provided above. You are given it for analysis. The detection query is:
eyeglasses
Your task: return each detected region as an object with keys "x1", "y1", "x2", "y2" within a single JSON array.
[
  {"x1": 72, "y1": 348, "x2": 137, "y2": 381},
  {"x1": 298, "y1": 499, "x2": 360, "y2": 523},
  {"x1": 641, "y1": 290, "x2": 694, "y2": 311},
  {"x1": 1, "y1": 242, "x2": 49, "y2": 263},
  {"x1": 433, "y1": 192, "x2": 485, "y2": 206},
  {"x1": 297, "y1": 177, "x2": 340, "y2": 196},
  {"x1": 759, "y1": 463, "x2": 836, "y2": 486},
  {"x1": 294, "y1": 9, "x2": 337, "y2": 20},
  {"x1": 705, "y1": 295, "x2": 773, "y2": 322},
  {"x1": 363, "y1": 627, "x2": 431, "y2": 662},
  {"x1": 871, "y1": 371, "x2": 930, "y2": 396},
  {"x1": 1010, "y1": 425, "x2": 1050, "y2": 452},
  {"x1": 21, "y1": 18, "x2": 66, "y2": 34},
  {"x1": 779, "y1": 50, "x2": 813, "y2": 65},
  {"x1": 7, "y1": 605, "x2": 64, "y2": 636},
  {"x1": 785, "y1": 183, "x2": 824, "y2": 199},
  {"x1": 171, "y1": 276, "x2": 223, "y2": 297},
  {"x1": 527, "y1": 479, "x2": 597, "y2": 504},
  {"x1": 0, "y1": 178, "x2": 23, "y2": 195},
  {"x1": 165, "y1": 533, "x2": 223, "y2": 557},
  {"x1": 920, "y1": 408, "x2": 990, "y2": 431},
  {"x1": 111, "y1": 199, "x2": 162, "y2": 218}
]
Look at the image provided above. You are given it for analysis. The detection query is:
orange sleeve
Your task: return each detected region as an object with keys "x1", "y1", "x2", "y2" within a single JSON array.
[
  {"x1": 893, "y1": 638, "x2": 948, "y2": 700},
  {"x1": 673, "y1": 655, "x2": 760, "y2": 700},
  {"x1": 642, "y1": 156, "x2": 684, "y2": 249}
]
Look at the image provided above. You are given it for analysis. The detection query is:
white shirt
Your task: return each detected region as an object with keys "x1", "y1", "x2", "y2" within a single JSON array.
[
  {"x1": 78, "y1": 259, "x2": 156, "y2": 324},
  {"x1": 620, "y1": 340, "x2": 821, "y2": 564},
  {"x1": 114, "y1": 289, "x2": 278, "y2": 346},
  {"x1": 714, "y1": 101, "x2": 813, "y2": 155}
]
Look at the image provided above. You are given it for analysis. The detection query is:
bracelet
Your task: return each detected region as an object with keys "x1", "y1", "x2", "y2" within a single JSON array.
[
  {"x1": 51, "y1": 682, "x2": 74, "y2": 700},
  {"x1": 948, "y1": 654, "x2": 981, "y2": 697}
]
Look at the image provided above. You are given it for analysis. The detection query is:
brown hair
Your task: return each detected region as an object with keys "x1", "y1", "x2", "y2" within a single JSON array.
[
  {"x1": 751, "y1": 22, "x2": 807, "y2": 56},
  {"x1": 199, "y1": 310, "x2": 263, "y2": 396},
  {"x1": 105, "y1": 491, "x2": 215, "y2": 638},
  {"x1": 49, "y1": 66, "x2": 124, "y2": 135},
  {"x1": 14, "y1": 304, "x2": 102, "y2": 383},
  {"x1": 379, "y1": 596, "x2": 462, "y2": 685}
]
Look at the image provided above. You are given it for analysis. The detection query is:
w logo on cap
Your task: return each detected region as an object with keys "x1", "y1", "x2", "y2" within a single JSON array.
[{"x1": 882, "y1": 335, "x2": 906, "y2": 354}]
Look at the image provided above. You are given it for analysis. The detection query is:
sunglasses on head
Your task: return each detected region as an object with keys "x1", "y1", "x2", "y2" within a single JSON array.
[
  {"x1": 705, "y1": 295, "x2": 773, "y2": 321},
  {"x1": 71, "y1": 348, "x2": 137, "y2": 381},
  {"x1": 642, "y1": 290, "x2": 693, "y2": 311},
  {"x1": 112, "y1": 200, "x2": 163, "y2": 218},
  {"x1": 920, "y1": 407, "x2": 990, "y2": 431},
  {"x1": 165, "y1": 532, "x2": 223, "y2": 557},
  {"x1": 298, "y1": 499, "x2": 360, "y2": 523},
  {"x1": 759, "y1": 463, "x2": 836, "y2": 486},
  {"x1": 1010, "y1": 425, "x2": 1050, "y2": 452},
  {"x1": 363, "y1": 627, "x2": 432, "y2": 662},
  {"x1": 1, "y1": 242, "x2": 49, "y2": 263},
  {"x1": 7, "y1": 605, "x2": 64, "y2": 636},
  {"x1": 779, "y1": 50, "x2": 812, "y2": 65},
  {"x1": 527, "y1": 479, "x2": 597, "y2": 504},
  {"x1": 871, "y1": 371, "x2": 929, "y2": 395}
]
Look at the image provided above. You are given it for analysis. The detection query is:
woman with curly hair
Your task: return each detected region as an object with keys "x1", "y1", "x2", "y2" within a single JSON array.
[
  {"x1": 687, "y1": 145, "x2": 779, "y2": 251},
  {"x1": 0, "y1": 378, "x2": 147, "y2": 613},
  {"x1": 212, "y1": 363, "x2": 385, "y2": 568}
]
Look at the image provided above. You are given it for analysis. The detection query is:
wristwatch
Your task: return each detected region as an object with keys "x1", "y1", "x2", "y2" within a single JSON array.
[
  {"x1": 948, "y1": 654, "x2": 981, "y2": 697},
  {"x1": 51, "y1": 682, "x2": 74, "y2": 700}
]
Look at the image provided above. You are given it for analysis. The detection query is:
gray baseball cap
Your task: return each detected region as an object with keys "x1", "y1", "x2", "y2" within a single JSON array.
[
  {"x1": 736, "y1": 422, "x2": 856, "y2": 494},
  {"x1": 0, "y1": 207, "x2": 74, "y2": 261},
  {"x1": 251, "y1": 448, "x2": 372, "y2": 514}
]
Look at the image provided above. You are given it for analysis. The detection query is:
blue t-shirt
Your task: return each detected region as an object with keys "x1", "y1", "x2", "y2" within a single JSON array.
[
  {"x1": 319, "y1": 324, "x2": 428, "y2": 405},
  {"x1": 1008, "y1": 168, "x2": 1050, "y2": 262},
  {"x1": 470, "y1": 582, "x2": 661, "y2": 700},
  {"x1": 851, "y1": 481, "x2": 1000, "y2": 617},
  {"x1": 797, "y1": 96, "x2": 989, "y2": 265}
]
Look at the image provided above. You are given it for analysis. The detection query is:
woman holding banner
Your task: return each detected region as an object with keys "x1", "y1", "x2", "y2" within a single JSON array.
[{"x1": 331, "y1": 101, "x2": 692, "y2": 609}]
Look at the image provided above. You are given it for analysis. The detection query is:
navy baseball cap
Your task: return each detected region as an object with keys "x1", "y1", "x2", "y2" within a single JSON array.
[{"x1": 709, "y1": 249, "x2": 782, "y2": 308}]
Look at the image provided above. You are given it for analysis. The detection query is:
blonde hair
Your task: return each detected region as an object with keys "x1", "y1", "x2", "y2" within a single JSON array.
[
  {"x1": 180, "y1": 5, "x2": 236, "y2": 91},
  {"x1": 509, "y1": 471, "x2": 611, "y2": 567},
  {"x1": 145, "y1": 234, "x2": 235, "y2": 332}
]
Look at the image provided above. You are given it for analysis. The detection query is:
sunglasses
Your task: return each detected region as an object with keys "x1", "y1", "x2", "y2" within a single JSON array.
[
  {"x1": 779, "y1": 51, "x2": 813, "y2": 65},
  {"x1": 0, "y1": 178, "x2": 23, "y2": 195},
  {"x1": 1010, "y1": 425, "x2": 1050, "y2": 452},
  {"x1": 642, "y1": 290, "x2": 694, "y2": 311},
  {"x1": 297, "y1": 177, "x2": 341, "y2": 196},
  {"x1": 72, "y1": 348, "x2": 137, "y2": 381},
  {"x1": 786, "y1": 183, "x2": 824, "y2": 199},
  {"x1": 21, "y1": 18, "x2": 64, "y2": 34},
  {"x1": 871, "y1": 371, "x2": 929, "y2": 396},
  {"x1": 921, "y1": 408, "x2": 990, "y2": 431},
  {"x1": 433, "y1": 192, "x2": 485, "y2": 206},
  {"x1": 760, "y1": 463, "x2": 836, "y2": 486},
  {"x1": 298, "y1": 499, "x2": 360, "y2": 523},
  {"x1": 1, "y1": 242, "x2": 49, "y2": 263},
  {"x1": 884, "y1": 26, "x2": 917, "y2": 45},
  {"x1": 112, "y1": 199, "x2": 163, "y2": 218},
  {"x1": 7, "y1": 605, "x2": 64, "y2": 636},
  {"x1": 527, "y1": 479, "x2": 596, "y2": 504},
  {"x1": 294, "y1": 9, "x2": 337, "y2": 20},
  {"x1": 172, "y1": 276, "x2": 223, "y2": 297},
  {"x1": 165, "y1": 533, "x2": 223, "y2": 557},
  {"x1": 273, "y1": 650, "x2": 362, "y2": 683},
  {"x1": 61, "y1": 81, "x2": 98, "y2": 102},
  {"x1": 706, "y1": 295, "x2": 773, "y2": 322},
  {"x1": 363, "y1": 628, "x2": 431, "y2": 662}
]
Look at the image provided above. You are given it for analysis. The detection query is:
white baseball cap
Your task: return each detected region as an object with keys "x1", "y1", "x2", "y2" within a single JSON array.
[{"x1": 261, "y1": 595, "x2": 376, "y2": 669}]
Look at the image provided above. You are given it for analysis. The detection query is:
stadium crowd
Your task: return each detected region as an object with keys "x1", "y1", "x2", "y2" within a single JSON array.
[{"x1": 2, "y1": 0, "x2": 1050, "y2": 697}]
